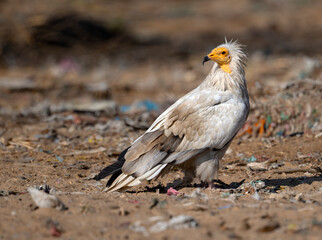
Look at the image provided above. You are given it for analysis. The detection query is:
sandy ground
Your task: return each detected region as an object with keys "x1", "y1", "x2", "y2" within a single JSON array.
[{"x1": 0, "y1": 0, "x2": 322, "y2": 239}]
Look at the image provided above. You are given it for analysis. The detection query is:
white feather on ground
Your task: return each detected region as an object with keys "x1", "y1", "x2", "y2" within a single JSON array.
[{"x1": 28, "y1": 188, "x2": 67, "y2": 210}]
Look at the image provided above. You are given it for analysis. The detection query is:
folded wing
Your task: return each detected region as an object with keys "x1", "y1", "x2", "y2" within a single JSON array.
[{"x1": 104, "y1": 88, "x2": 248, "y2": 191}]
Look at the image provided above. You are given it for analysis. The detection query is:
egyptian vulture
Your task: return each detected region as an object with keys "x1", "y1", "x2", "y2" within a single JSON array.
[{"x1": 95, "y1": 41, "x2": 249, "y2": 192}]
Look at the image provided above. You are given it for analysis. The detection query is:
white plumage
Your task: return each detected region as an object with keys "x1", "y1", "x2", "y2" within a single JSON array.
[{"x1": 97, "y1": 40, "x2": 250, "y2": 192}]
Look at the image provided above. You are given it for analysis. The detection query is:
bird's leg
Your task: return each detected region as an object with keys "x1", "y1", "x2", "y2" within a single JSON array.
[
  {"x1": 169, "y1": 168, "x2": 194, "y2": 189},
  {"x1": 214, "y1": 158, "x2": 219, "y2": 180},
  {"x1": 182, "y1": 168, "x2": 195, "y2": 185},
  {"x1": 207, "y1": 181, "x2": 214, "y2": 189},
  {"x1": 208, "y1": 158, "x2": 219, "y2": 189}
]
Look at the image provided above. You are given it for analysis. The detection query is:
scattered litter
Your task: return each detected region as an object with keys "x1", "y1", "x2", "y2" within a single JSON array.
[
  {"x1": 55, "y1": 155, "x2": 64, "y2": 162},
  {"x1": 46, "y1": 218, "x2": 62, "y2": 237},
  {"x1": 250, "y1": 181, "x2": 261, "y2": 200},
  {"x1": 38, "y1": 184, "x2": 55, "y2": 194},
  {"x1": 85, "y1": 81, "x2": 110, "y2": 97},
  {"x1": 221, "y1": 192, "x2": 231, "y2": 198},
  {"x1": 0, "y1": 77, "x2": 38, "y2": 91},
  {"x1": 123, "y1": 116, "x2": 151, "y2": 130},
  {"x1": 167, "y1": 187, "x2": 183, "y2": 196},
  {"x1": 2, "y1": 189, "x2": 26, "y2": 196},
  {"x1": 253, "y1": 180, "x2": 266, "y2": 190},
  {"x1": 247, "y1": 161, "x2": 268, "y2": 171},
  {"x1": 315, "y1": 132, "x2": 322, "y2": 138},
  {"x1": 218, "y1": 205, "x2": 233, "y2": 210},
  {"x1": 120, "y1": 100, "x2": 159, "y2": 114},
  {"x1": 268, "y1": 163, "x2": 282, "y2": 170},
  {"x1": 95, "y1": 120, "x2": 126, "y2": 133},
  {"x1": 0, "y1": 190, "x2": 9, "y2": 196},
  {"x1": 252, "y1": 190, "x2": 261, "y2": 201},
  {"x1": 225, "y1": 162, "x2": 246, "y2": 170},
  {"x1": 130, "y1": 223, "x2": 148, "y2": 236},
  {"x1": 0, "y1": 190, "x2": 21, "y2": 196},
  {"x1": 38, "y1": 148, "x2": 52, "y2": 154},
  {"x1": 149, "y1": 198, "x2": 167, "y2": 209},
  {"x1": 9, "y1": 141, "x2": 35, "y2": 150},
  {"x1": 289, "y1": 131, "x2": 304, "y2": 137},
  {"x1": 269, "y1": 191, "x2": 314, "y2": 203},
  {"x1": 189, "y1": 188, "x2": 208, "y2": 201},
  {"x1": 242, "y1": 156, "x2": 257, "y2": 162},
  {"x1": 33, "y1": 129, "x2": 58, "y2": 140},
  {"x1": 28, "y1": 188, "x2": 68, "y2": 210},
  {"x1": 50, "y1": 100, "x2": 116, "y2": 116},
  {"x1": 149, "y1": 215, "x2": 198, "y2": 232}
]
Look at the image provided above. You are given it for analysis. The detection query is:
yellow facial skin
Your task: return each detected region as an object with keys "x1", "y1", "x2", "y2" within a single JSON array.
[{"x1": 207, "y1": 47, "x2": 232, "y2": 74}]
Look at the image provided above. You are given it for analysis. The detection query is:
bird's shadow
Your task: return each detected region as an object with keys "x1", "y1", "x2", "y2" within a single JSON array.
[
  {"x1": 127, "y1": 175, "x2": 322, "y2": 194},
  {"x1": 263, "y1": 175, "x2": 322, "y2": 188},
  {"x1": 127, "y1": 179, "x2": 246, "y2": 194}
]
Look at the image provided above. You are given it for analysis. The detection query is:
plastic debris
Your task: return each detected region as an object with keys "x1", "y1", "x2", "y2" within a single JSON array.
[
  {"x1": 189, "y1": 188, "x2": 208, "y2": 201},
  {"x1": 242, "y1": 156, "x2": 257, "y2": 162},
  {"x1": 218, "y1": 205, "x2": 233, "y2": 210},
  {"x1": 167, "y1": 187, "x2": 183, "y2": 196},
  {"x1": 130, "y1": 222, "x2": 148, "y2": 236},
  {"x1": 252, "y1": 190, "x2": 261, "y2": 201},
  {"x1": 220, "y1": 192, "x2": 231, "y2": 198},
  {"x1": 55, "y1": 155, "x2": 64, "y2": 162},
  {"x1": 120, "y1": 100, "x2": 159, "y2": 114},
  {"x1": 149, "y1": 215, "x2": 198, "y2": 232},
  {"x1": 28, "y1": 188, "x2": 68, "y2": 210}
]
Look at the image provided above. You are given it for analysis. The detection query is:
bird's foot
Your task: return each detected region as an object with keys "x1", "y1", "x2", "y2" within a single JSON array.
[
  {"x1": 200, "y1": 181, "x2": 216, "y2": 189},
  {"x1": 207, "y1": 181, "x2": 215, "y2": 189}
]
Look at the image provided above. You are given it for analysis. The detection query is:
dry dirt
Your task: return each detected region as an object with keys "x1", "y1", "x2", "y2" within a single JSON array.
[{"x1": 0, "y1": 0, "x2": 321, "y2": 240}]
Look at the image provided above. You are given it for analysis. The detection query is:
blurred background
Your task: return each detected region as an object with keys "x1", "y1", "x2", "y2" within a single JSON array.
[{"x1": 0, "y1": 0, "x2": 321, "y2": 136}]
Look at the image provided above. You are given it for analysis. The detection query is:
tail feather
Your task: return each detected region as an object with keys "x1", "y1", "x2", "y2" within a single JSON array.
[
  {"x1": 141, "y1": 164, "x2": 167, "y2": 180},
  {"x1": 104, "y1": 164, "x2": 168, "y2": 192},
  {"x1": 106, "y1": 169, "x2": 122, "y2": 187},
  {"x1": 104, "y1": 174, "x2": 136, "y2": 192},
  {"x1": 94, "y1": 147, "x2": 129, "y2": 182}
]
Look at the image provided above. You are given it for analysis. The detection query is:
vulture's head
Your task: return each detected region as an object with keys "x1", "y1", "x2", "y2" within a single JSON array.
[{"x1": 203, "y1": 41, "x2": 247, "y2": 74}]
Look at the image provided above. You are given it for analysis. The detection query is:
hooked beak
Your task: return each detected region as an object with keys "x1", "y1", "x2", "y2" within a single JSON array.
[{"x1": 202, "y1": 56, "x2": 210, "y2": 65}]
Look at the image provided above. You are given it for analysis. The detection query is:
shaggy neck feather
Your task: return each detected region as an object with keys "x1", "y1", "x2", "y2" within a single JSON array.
[{"x1": 200, "y1": 50, "x2": 248, "y2": 101}]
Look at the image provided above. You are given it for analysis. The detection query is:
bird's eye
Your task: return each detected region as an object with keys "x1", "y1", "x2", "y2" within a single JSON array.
[{"x1": 222, "y1": 51, "x2": 226, "y2": 55}]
